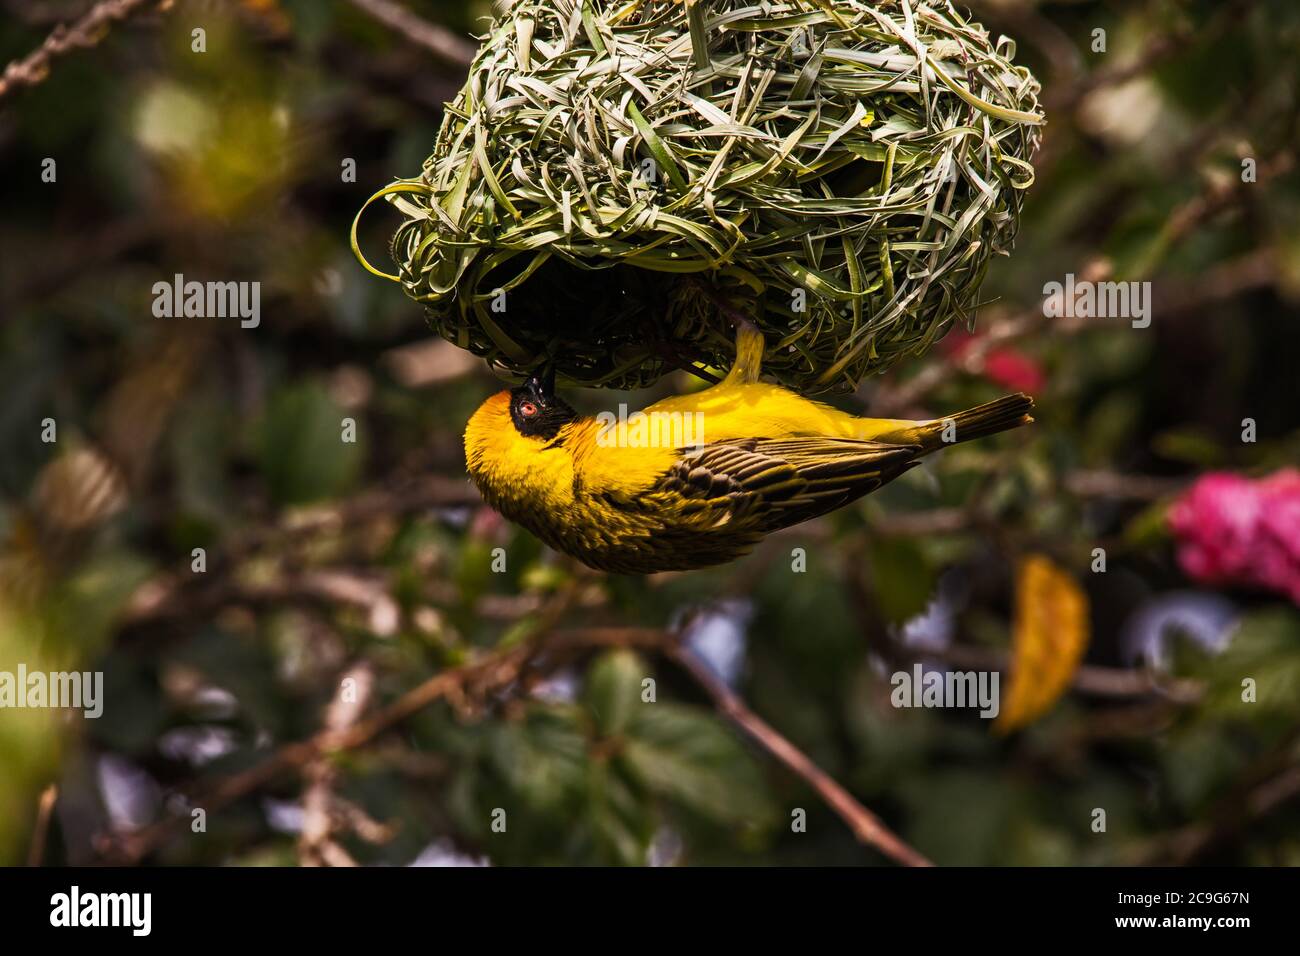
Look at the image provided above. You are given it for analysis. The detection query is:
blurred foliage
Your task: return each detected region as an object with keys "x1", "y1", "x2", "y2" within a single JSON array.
[{"x1": 0, "y1": 0, "x2": 1298, "y2": 867}]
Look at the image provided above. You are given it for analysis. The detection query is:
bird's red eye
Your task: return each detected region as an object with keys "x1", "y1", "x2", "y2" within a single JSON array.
[{"x1": 519, "y1": 401, "x2": 538, "y2": 418}]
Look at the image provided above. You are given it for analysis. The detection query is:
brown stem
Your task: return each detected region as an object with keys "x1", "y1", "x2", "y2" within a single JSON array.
[
  {"x1": 666, "y1": 643, "x2": 934, "y2": 867},
  {"x1": 345, "y1": 0, "x2": 477, "y2": 69},
  {"x1": 0, "y1": 0, "x2": 165, "y2": 102},
  {"x1": 26, "y1": 784, "x2": 58, "y2": 867}
]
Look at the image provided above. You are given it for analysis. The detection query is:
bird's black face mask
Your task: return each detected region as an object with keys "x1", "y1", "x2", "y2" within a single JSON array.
[{"x1": 509, "y1": 369, "x2": 577, "y2": 442}]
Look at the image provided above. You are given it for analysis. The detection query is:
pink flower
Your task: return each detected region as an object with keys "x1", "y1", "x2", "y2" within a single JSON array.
[
  {"x1": 941, "y1": 330, "x2": 1046, "y2": 393},
  {"x1": 1169, "y1": 468, "x2": 1300, "y2": 604},
  {"x1": 981, "y1": 349, "x2": 1047, "y2": 394}
]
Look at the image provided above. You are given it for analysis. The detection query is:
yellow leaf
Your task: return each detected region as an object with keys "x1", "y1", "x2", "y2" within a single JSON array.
[{"x1": 994, "y1": 554, "x2": 1090, "y2": 733}]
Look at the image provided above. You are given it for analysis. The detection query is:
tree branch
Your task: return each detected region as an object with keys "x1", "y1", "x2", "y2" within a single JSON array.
[
  {"x1": 299, "y1": 661, "x2": 380, "y2": 867},
  {"x1": 0, "y1": 0, "x2": 165, "y2": 102},
  {"x1": 101, "y1": 585, "x2": 592, "y2": 863},
  {"x1": 26, "y1": 784, "x2": 59, "y2": 867},
  {"x1": 345, "y1": 0, "x2": 477, "y2": 70},
  {"x1": 1047, "y1": 0, "x2": 1260, "y2": 114},
  {"x1": 98, "y1": 640, "x2": 534, "y2": 863},
  {"x1": 928, "y1": 644, "x2": 1204, "y2": 706},
  {"x1": 665, "y1": 643, "x2": 934, "y2": 867},
  {"x1": 99, "y1": 620, "x2": 936, "y2": 868}
]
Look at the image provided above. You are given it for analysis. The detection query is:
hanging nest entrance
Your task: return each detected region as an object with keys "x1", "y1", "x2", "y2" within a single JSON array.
[{"x1": 353, "y1": 0, "x2": 1044, "y2": 393}]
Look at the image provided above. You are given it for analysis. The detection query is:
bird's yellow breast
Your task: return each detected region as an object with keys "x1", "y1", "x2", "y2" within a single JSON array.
[{"x1": 464, "y1": 392, "x2": 578, "y2": 511}]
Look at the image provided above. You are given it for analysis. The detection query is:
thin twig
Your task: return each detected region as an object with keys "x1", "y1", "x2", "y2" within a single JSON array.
[
  {"x1": 345, "y1": 0, "x2": 477, "y2": 69},
  {"x1": 1064, "y1": 469, "x2": 1185, "y2": 502},
  {"x1": 1156, "y1": 248, "x2": 1278, "y2": 317},
  {"x1": 929, "y1": 644, "x2": 1204, "y2": 705},
  {"x1": 1047, "y1": 0, "x2": 1259, "y2": 114},
  {"x1": 98, "y1": 642, "x2": 533, "y2": 863},
  {"x1": 0, "y1": 0, "x2": 165, "y2": 102},
  {"x1": 122, "y1": 474, "x2": 481, "y2": 626},
  {"x1": 102, "y1": 585, "x2": 592, "y2": 863},
  {"x1": 100, "y1": 620, "x2": 930, "y2": 868},
  {"x1": 299, "y1": 661, "x2": 378, "y2": 867},
  {"x1": 1139, "y1": 729, "x2": 1300, "y2": 864},
  {"x1": 666, "y1": 643, "x2": 934, "y2": 867},
  {"x1": 871, "y1": 507, "x2": 971, "y2": 536},
  {"x1": 27, "y1": 784, "x2": 59, "y2": 866}
]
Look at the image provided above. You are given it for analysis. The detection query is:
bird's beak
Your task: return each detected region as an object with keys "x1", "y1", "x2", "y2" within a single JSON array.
[{"x1": 525, "y1": 365, "x2": 556, "y2": 399}]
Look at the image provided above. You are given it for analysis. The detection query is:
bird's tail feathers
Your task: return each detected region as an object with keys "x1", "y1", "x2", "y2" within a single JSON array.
[
  {"x1": 926, "y1": 393, "x2": 1035, "y2": 450},
  {"x1": 875, "y1": 393, "x2": 1035, "y2": 451}
]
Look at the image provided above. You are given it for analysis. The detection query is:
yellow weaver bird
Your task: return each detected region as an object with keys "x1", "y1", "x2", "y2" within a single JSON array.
[{"x1": 464, "y1": 323, "x2": 1033, "y2": 574}]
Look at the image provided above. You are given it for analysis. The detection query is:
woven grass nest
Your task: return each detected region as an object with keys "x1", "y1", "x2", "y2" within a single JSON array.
[{"x1": 354, "y1": 0, "x2": 1044, "y2": 393}]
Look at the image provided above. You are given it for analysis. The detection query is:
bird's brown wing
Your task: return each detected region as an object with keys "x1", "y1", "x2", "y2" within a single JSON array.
[{"x1": 650, "y1": 436, "x2": 924, "y2": 534}]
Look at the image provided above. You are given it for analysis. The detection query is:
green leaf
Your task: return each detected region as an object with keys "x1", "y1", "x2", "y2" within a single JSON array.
[
  {"x1": 1200, "y1": 607, "x2": 1300, "y2": 720},
  {"x1": 588, "y1": 762, "x2": 654, "y2": 865},
  {"x1": 583, "y1": 650, "x2": 648, "y2": 737},
  {"x1": 485, "y1": 705, "x2": 588, "y2": 812},
  {"x1": 626, "y1": 100, "x2": 688, "y2": 192},
  {"x1": 621, "y1": 703, "x2": 775, "y2": 827},
  {"x1": 1152, "y1": 428, "x2": 1227, "y2": 467},
  {"x1": 41, "y1": 549, "x2": 154, "y2": 662},
  {"x1": 867, "y1": 535, "x2": 935, "y2": 625},
  {"x1": 256, "y1": 381, "x2": 363, "y2": 506},
  {"x1": 1122, "y1": 499, "x2": 1172, "y2": 549}
]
